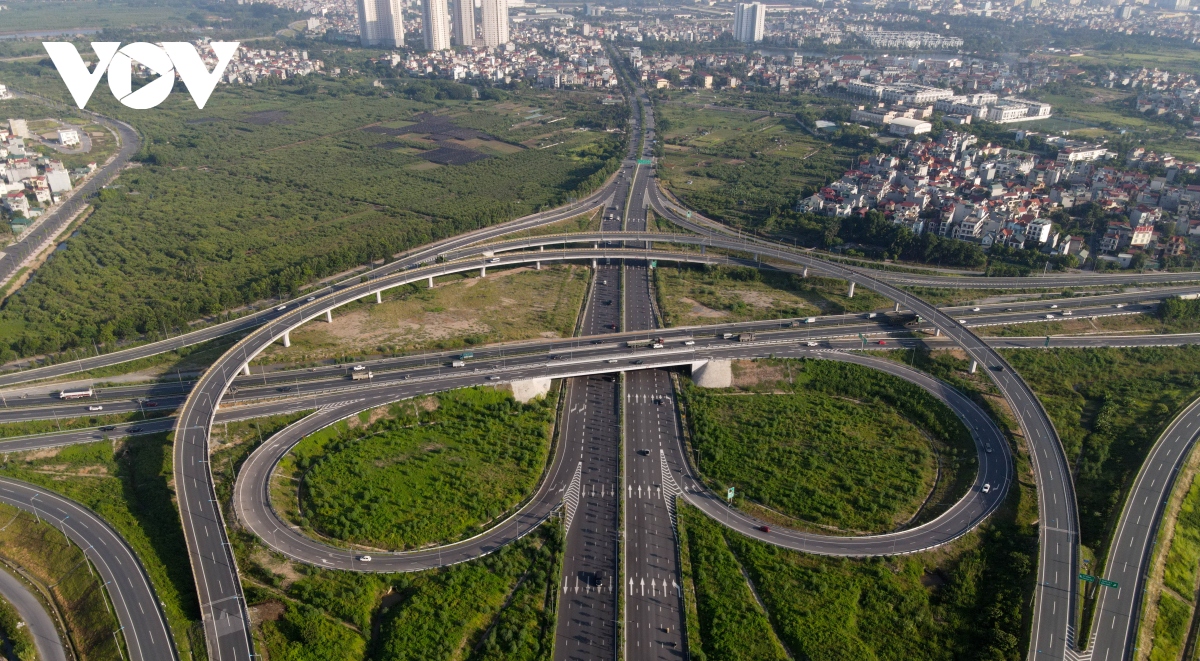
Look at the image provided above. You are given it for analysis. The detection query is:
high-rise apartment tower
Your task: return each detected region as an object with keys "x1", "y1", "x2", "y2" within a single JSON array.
[
  {"x1": 357, "y1": 0, "x2": 404, "y2": 47},
  {"x1": 480, "y1": 0, "x2": 509, "y2": 47},
  {"x1": 733, "y1": 2, "x2": 765, "y2": 43},
  {"x1": 423, "y1": 0, "x2": 452, "y2": 50},
  {"x1": 453, "y1": 0, "x2": 476, "y2": 46}
]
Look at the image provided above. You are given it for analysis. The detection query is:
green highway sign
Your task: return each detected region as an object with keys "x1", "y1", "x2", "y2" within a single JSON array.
[
  {"x1": 638, "y1": 159, "x2": 652, "y2": 165},
  {"x1": 1045, "y1": 336, "x2": 1051, "y2": 347},
  {"x1": 686, "y1": 211, "x2": 692, "y2": 218},
  {"x1": 1098, "y1": 578, "x2": 1119, "y2": 588},
  {"x1": 1078, "y1": 573, "x2": 1096, "y2": 583},
  {"x1": 727, "y1": 487, "x2": 735, "y2": 502},
  {"x1": 649, "y1": 260, "x2": 657, "y2": 269}
]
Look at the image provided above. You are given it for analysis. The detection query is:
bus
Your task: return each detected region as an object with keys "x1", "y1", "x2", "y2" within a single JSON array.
[{"x1": 59, "y1": 388, "x2": 94, "y2": 400}]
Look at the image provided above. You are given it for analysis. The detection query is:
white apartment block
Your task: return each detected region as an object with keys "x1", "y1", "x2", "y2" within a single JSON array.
[
  {"x1": 423, "y1": 0, "x2": 452, "y2": 50},
  {"x1": 733, "y1": 3, "x2": 765, "y2": 43},
  {"x1": 453, "y1": 0, "x2": 475, "y2": 46},
  {"x1": 357, "y1": 0, "x2": 404, "y2": 47},
  {"x1": 480, "y1": 0, "x2": 510, "y2": 47}
]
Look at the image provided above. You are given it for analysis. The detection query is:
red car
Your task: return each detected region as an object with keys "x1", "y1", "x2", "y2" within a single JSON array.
[
  {"x1": 877, "y1": 340, "x2": 887, "y2": 345},
  {"x1": 759, "y1": 525, "x2": 771, "y2": 533}
]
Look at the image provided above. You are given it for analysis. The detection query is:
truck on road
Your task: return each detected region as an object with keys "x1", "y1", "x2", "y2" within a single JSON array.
[
  {"x1": 350, "y1": 371, "x2": 373, "y2": 381},
  {"x1": 452, "y1": 360, "x2": 466, "y2": 368},
  {"x1": 736, "y1": 333, "x2": 755, "y2": 342}
]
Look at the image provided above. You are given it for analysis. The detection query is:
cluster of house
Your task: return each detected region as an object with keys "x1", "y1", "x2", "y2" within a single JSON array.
[
  {"x1": 1, "y1": 121, "x2": 93, "y2": 230},
  {"x1": 796, "y1": 128, "x2": 1198, "y2": 268},
  {"x1": 398, "y1": 27, "x2": 618, "y2": 87},
  {"x1": 886, "y1": 0, "x2": 1200, "y2": 42},
  {"x1": 844, "y1": 83, "x2": 1052, "y2": 129},
  {"x1": 220, "y1": 44, "x2": 326, "y2": 84}
]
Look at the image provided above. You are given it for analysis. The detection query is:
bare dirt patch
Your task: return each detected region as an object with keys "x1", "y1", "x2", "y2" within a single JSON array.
[
  {"x1": 730, "y1": 359, "x2": 788, "y2": 388},
  {"x1": 679, "y1": 297, "x2": 728, "y2": 319}
]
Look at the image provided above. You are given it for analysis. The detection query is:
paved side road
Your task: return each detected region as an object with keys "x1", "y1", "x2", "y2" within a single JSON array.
[{"x1": 0, "y1": 565, "x2": 66, "y2": 661}]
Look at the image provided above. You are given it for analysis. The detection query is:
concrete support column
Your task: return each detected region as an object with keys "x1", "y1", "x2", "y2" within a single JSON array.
[
  {"x1": 935, "y1": 327, "x2": 941, "y2": 337},
  {"x1": 325, "y1": 310, "x2": 333, "y2": 323},
  {"x1": 970, "y1": 360, "x2": 978, "y2": 374},
  {"x1": 375, "y1": 291, "x2": 382, "y2": 304},
  {"x1": 701, "y1": 245, "x2": 706, "y2": 255},
  {"x1": 894, "y1": 302, "x2": 901, "y2": 312},
  {"x1": 540, "y1": 245, "x2": 544, "y2": 252},
  {"x1": 592, "y1": 259, "x2": 598, "y2": 268},
  {"x1": 282, "y1": 331, "x2": 291, "y2": 348},
  {"x1": 535, "y1": 261, "x2": 541, "y2": 271},
  {"x1": 242, "y1": 364, "x2": 251, "y2": 376},
  {"x1": 802, "y1": 267, "x2": 808, "y2": 278},
  {"x1": 481, "y1": 266, "x2": 486, "y2": 277},
  {"x1": 427, "y1": 276, "x2": 434, "y2": 288},
  {"x1": 593, "y1": 242, "x2": 598, "y2": 249},
  {"x1": 848, "y1": 282, "x2": 856, "y2": 298}
]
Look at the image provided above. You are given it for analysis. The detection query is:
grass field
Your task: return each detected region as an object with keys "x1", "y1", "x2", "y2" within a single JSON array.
[
  {"x1": 1003, "y1": 347, "x2": 1200, "y2": 563},
  {"x1": 1164, "y1": 473, "x2": 1200, "y2": 598},
  {"x1": 1149, "y1": 593, "x2": 1191, "y2": 661},
  {"x1": 0, "y1": 502, "x2": 121, "y2": 660},
  {"x1": 0, "y1": 437, "x2": 203, "y2": 659},
  {"x1": 677, "y1": 504, "x2": 790, "y2": 660},
  {"x1": 0, "y1": 63, "x2": 626, "y2": 364},
  {"x1": 258, "y1": 264, "x2": 589, "y2": 364},
  {"x1": 654, "y1": 264, "x2": 887, "y2": 327},
  {"x1": 276, "y1": 388, "x2": 555, "y2": 550},
  {"x1": 0, "y1": 0, "x2": 191, "y2": 32},
  {"x1": 655, "y1": 103, "x2": 853, "y2": 227},
  {"x1": 206, "y1": 410, "x2": 561, "y2": 661},
  {"x1": 681, "y1": 358, "x2": 975, "y2": 533}
]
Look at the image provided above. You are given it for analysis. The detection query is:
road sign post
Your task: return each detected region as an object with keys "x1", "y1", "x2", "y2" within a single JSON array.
[
  {"x1": 1078, "y1": 573, "x2": 1096, "y2": 583},
  {"x1": 1098, "y1": 578, "x2": 1119, "y2": 588},
  {"x1": 726, "y1": 487, "x2": 735, "y2": 503}
]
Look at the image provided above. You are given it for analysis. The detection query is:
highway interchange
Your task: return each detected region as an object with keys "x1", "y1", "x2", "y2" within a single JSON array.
[{"x1": 2, "y1": 82, "x2": 1200, "y2": 661}]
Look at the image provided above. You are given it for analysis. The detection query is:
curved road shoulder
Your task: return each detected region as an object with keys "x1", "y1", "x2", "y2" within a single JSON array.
[{"x1": 0, "y1": 564, "x2": 66, "y2": 661}]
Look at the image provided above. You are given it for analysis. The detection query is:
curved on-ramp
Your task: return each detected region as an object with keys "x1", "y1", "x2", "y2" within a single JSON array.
[{"x1": 231, "y1": 350, "x2": 1011, "y2": 569}]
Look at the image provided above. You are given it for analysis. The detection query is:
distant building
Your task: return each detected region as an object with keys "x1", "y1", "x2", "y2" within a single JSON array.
[
  {"x1": 453, "y1": 0, "x2": 475, "y2": 46},
  {"x1": 57, "y1": 128, "x2": 80, "y2": 146},
  {"x1": 357, "y1": 0, "x2": 404, "y2": 48},
  {"x1": 888, "y1": 117, "x2": 932, "y2": 136},
  {"x1": 423, "y1": 0, "x2": 452, "y2": 50},
  {"x1": 480, "y1": 0, "x2": 510, "y2": 46},
  {"x1": 7, "y1": 118, "x2": 28, "y2": 138},
  {"x1": 733, "y1": 3, "x2": 765, "y2": 43},
  {"x1": 45, "y1": 166, "x2": 71, "y2": 194}
]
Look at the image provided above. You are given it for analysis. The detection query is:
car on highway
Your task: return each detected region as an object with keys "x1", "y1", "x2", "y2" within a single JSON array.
[
  {"x1": 358, "y1": 555, "x2": 372, "y2": 562},
  {"x1": 352, "y1": 365, "x2": 366, "y2": 371},
  {"x1": 1005, "y1": 307, "x2": 1014, "y2": 312},
  {"x1": 958, "y1": 319, "x2": 967, "y2": 324},
  {"x1": 1045, "y1": 314, "x2": 1055, "y2": 319},
  {"x1": 128, "y1": 426, "x2": 143, "y2": 433},
  {"x1": 651, "y1": 343, "x2": 664, "y2": 349},
  {"x1": 1115, "y1": 303, "x2": 1126, "y2": 308},
  {"x1": 985, "y1": 443, "x2": 993, "y2": 453},
  {"x1": 488, "y1": 257, "x2": 501, "y2": 263},
  {"x1": 877, "y1": 340, "x2": 887, "y2": 345},
  {"x1": 145, "y1": 401, "x2": 158, "y2": 407},
  {"x1": 972, "y1": 307, "x2": 981, "y2": 312},
  {"x1": 99, "y1": 425, "x2": 116, "y2": 432},
  {"x1": 88, "y1": 405, "x2": 103, "y2": 411},
  {"x1": 1049, "y1": 304, "x2": 1059, "y2": 309},
  {"x1": 592, "y1": 570, "x2": 607, "y2": 587},
  {"x1": 684, "y1": 340, "x2": 695, "y2": 346},
  {"x1": 638, "y1": 449, "x2": 650, "y2": 455},
  {"x1": 276, "y1": 305, "x2": 287, "y2": 311},
  {"x1": 806, "y1": 341, "x2": 819, "y2": 347},
  {"x1": 607, "y1": 359, "x2": 619, "y2": 364},
  {"x1": 488, "y1": 376, "x2": 501, "y2": 381},
  {"x1": 982, "y1": 484, "x2": 991, "y2": 494},
  {"x1": 306, "y1": 296, "x2": 315, "y2": 302},
  {"x1": 1062, "y1": 310, "x2": 1073, "y2": 315},
  {"x1": 633, "y1": 360, "x2": 644, "y2": 365},
  {"x1": 759, "y1": 525, "x2": 771, "y2": 533},
  {"x1": 277, "y1": 386, "x2": 293, "y2": 392}
]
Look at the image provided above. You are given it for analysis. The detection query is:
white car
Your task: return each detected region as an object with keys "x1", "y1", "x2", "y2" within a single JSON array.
[
  {"x1": 683, "y1": 340, "x2": 695, "y2": 346},
  {"x1": 276, "y1": 305, "x2": 287, "y2": 311},
  {"x1": 1062, "y1": 310, "x2": 1073, "y2": 316},
  {"x1": 358, "y1": 555, "x2": 372, "y2": 562},
  {"x1": 1045, "y1": 314, "x2": 1055, "y2": 319},
  {"x1": 1115, "y1": 303, "x2": 1126, "y2": 308},
  {"x1": 352, "y1": 365, "x2": 366, "y2": 371},
  {"x1": 958, "y1": 319, "x2": 967, "y2": 324},
  {"x1": 306, "y1": 296, "x2": 315, "y2": 302},
  {"x1": 806, "y1": 341, "x2": 819, "y2": 347},
  {"x1": 488, "y1": 375, "x2": 501, "y2": 381},
  {"x1": 972, "y1": 307, "x2": 981, "y2": 312},
  {"x1": 488, "y1": 257, "x2": 501, "y2": 263},
  {"x1": 88, "y1": 405, "x2": 103, "y2": 411},
  {"x1": 607, "y1": 359, "x2": 619, "y2": 364},
  {"x1": 982, "y1": 484, "x2": 991, "y2": 494},
  {"x1": 1049, "y1": 304, "x2": 1059, "y2": 309},
  {"x1": 652, "y1": 343, "x2": 664, "y2": 349}
]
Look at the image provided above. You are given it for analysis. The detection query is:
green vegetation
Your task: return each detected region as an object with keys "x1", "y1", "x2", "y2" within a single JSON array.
[
  {"x1": 282, "y1": 387, "x2": 555, "y2": 549},
  {"x1": 0, "y1": 410, "x2": 170, "y2": 440},
  {"x1": 0, "y1": 590, "x2": 36, "y2": 661},
  {"x1": 209, "y1": 412, "x2": 561, "y2": 661},
  {"x1": 654, "y1": 264, "x2": 885, "y2": 327},
  {"x1": 0, "y1": 502, "x2": 122, "y2": 660},
  {"x1": 0, "y1": 437, "x2": 202, "y2": 659},
  {"x1": 678, "y1": 504, "x2": 789, "y2": 661},
  {"x1": 0, "y1": 63, "x2": 626, "y2": 362},
  {"x1": 1003, "y1": 347, "x2": 1200, "y2": 559},
  {"x1": 261, "y1": 264, "x2": 589, "y2": 363},
  {"x1": 1165, "y1": 473, "x2": 1200, "y2": 601},
  {"x1": 1149, "y1": 594, "x2": 1191, "y2": 661},
  {"x1": 681, "y1": 358, "x2": 975, "y2": 533}
]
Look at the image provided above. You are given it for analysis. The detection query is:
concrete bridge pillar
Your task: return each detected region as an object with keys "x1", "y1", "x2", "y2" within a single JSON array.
[
  {"x1": 325, "y1": 310, "x2": 333, "y2": 323},
  {"x1": 848, "y1": 282, "x2": 856, "y2": 298},
  {"x1": 375, "y1": 291, "x2": 382, "y2": 304},
  {"x1": 428, "y1": 276, "x2": 434, "y2": 288},
  {"x1": 481, "y1": 266, "x2": 487, "y2": 277},
  {"x1": 802, "y1": 267, "x2": 808, "y2": 278},
  {"x1": 594, "y1": 242, "x2": 599, "y2": 249},
  {"x1": 691, "y1": 360, "x2": 732, "y2": 389},
  {"x1": 970, "y1": 360, "x2": 978, "y2": 374},
  {"x1": 701, "y1": 244, "x2": 706, "y2": 255},
  {"x1": 540, "y1": 245, "x2": 544, "y2": 252},
  {"x1": 510, "y1": 377, "x2": 552, "y2": 403},
  {"x1": 242, "y1": 364, "x2": 251, "y2": 377},
  {"x1": 935, "y1": 327, "x2": 941, "y2": 337},
  {"x1": 282, "y1": 331, "x2": 291, "y2": 348},
  {"x1": 535, "y1": 261, "x2": 541, "y2": 271},
  {"x1": 894, "y1": 302, "x2": 901, "y2": 312},
  {"x1": 592, "y1": 259, "x2": 597, "y2": 268}
]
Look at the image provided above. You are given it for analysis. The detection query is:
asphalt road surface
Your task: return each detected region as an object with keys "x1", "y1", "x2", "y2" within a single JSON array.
[
  {"x1": 0, "y1": 565, "x2": 66, "y2": 661},
  {"x1": 0, "y1": 478, "x2": 175, "y2": 661}
]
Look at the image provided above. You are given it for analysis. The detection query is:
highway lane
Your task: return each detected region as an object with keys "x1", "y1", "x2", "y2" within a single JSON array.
[
  {"x1": 554, "y1": 157, "x2": 625, "y2": 661},
  {"x1": 1087, "y1": 396, "x2": 1200, "y2": 661},
  {"x1": 0, "y1": 478, "x2": 175, "y2": 661},
  {"x1": 0, "y1": 565, "x2": 66, "y2": 661},
  {"x1": 647, "y1": 186, "x2": 1082, "y2": 660}
]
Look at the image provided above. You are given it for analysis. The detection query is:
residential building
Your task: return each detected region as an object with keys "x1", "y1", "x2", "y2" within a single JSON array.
[
  {"x1": 888, "y1": 117, "x2": 932, "y2": 136},
  {"x1": 453, "y1": 0, "x2": 475, "y2": 46},
  {"x1": 480, "y1": 0, "x2": 510, "y2": 47},
  {"x1": 733, "y1": 3, "x2": 765, "y2": 43},
  {"x1": 57, "y1": 129, "x2": 80, "y2": 146},
  {"x1": 423, "y1": 0, "x2": 452, "y2": 50},
  {"x1": 357, "y1": 0, "x2": 404, "y2": 47}
]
